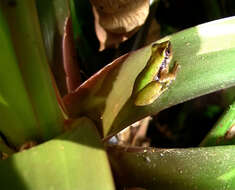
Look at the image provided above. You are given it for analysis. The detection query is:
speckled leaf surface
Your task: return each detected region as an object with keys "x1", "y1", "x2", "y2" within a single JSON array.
[{"x1": 108, "y1": 145, "x2": 235, "y2": 190}]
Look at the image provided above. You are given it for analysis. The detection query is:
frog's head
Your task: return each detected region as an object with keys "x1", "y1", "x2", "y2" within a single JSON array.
[
  {"x1": 152, "y1": 41, "x2": 173, "y2": 61},
  {"x1": 151, "y1": 41, "x2": 173, "y2": 72},
  {"x1": 160, "y1": 41, "x2": 172, "y2": 60}
]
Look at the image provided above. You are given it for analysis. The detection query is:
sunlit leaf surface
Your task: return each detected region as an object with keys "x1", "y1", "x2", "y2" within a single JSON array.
[
  {"x1": 64, "y1": 17, "x2": 235, "y2": 138},
  {"x1": 0, "y1": 118, "x2": 115, "y2": 190}
]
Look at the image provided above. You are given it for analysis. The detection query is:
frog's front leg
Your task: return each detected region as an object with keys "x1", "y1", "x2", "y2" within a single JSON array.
[
  {"x1": 159, "y1": 62, "x2": 180, "y2": 86},
  {"x1": 134, "y1": 81, "x2": 164, "y2": 106}
]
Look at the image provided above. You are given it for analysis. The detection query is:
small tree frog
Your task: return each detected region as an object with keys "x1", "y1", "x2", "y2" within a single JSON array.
[{"x1": 132, "y1": 41, "x2": 180, "y2": 106}]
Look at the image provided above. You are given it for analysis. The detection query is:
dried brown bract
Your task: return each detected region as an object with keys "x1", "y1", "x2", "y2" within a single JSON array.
[{"x1": 90, "y1": 0, "x2": 149, "y2": 51}]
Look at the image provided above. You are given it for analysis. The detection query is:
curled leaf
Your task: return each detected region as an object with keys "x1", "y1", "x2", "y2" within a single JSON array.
[{"x1": 90, "y1": 0, "x2": 149, "y2": 50}]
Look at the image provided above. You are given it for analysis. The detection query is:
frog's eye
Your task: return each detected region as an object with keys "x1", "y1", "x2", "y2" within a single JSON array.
[{"x1": 165, "y1": 42, "x2": 172, "y2": 58}]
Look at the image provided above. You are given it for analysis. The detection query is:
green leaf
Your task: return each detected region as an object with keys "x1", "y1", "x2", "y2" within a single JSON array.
[
  {"x1": 0, "y1": 0, "x2": 65, "y2": 146},
  {"x1": 0, "y1": 7, "x2": 40, "y2": 147},
  {"x1": 0, "y1": 136, "x2": 15, "y2": 155},
  {"x1": 110, "y1": 16, "x2": 235, "y2": 136},
  {"x1": 69, "y1": 0, "x2": 93, "y2": 63},
  {"x1": 108, "y1": 145, "x2": 235, "y2": 189},
  {"x1": 0, "y1": 117, "x2": 115, "y2": 190},
  {"x1": 36, "y1": 0, "x2": 74, "y2": 95},
  {"x1": 64, "y1": 16, "x2": 235, "y2": 138},
  {"x1": 200, "y1": 100, "x2": 235, "y2": 146},
  {"x1": 36, "y1": 0, "x2": 70, "y2": 64}
]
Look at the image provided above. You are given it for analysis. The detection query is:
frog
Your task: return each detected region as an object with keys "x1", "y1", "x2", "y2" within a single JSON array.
[{"x1": 132, "y1": 41, "x2": 180, "y2": 106}]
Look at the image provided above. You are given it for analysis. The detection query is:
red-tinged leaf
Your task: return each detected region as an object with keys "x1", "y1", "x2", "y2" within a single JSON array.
[{"x1": 62, "y1": 16, "x2": 81, "y2": 93}]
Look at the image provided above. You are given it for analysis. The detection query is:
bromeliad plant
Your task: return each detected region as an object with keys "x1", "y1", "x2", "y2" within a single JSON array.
[{"x1": 0, "y1": 0, "x2": 235, "y2": 189}]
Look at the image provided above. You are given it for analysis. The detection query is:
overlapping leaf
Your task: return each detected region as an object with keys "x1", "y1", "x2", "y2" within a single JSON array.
[{"x1": 64, "y1": 17, "x2": 235, "y2": 138}]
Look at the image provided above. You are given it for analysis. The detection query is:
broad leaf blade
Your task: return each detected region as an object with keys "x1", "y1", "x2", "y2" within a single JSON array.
[
  {"x1": 1, "y1": 0, "x2": 65, "y2": 144},
  {"x1": 108, "y1": 145, "x2": 235, "y2": 189},
  {"x1": 64, "y1": 17, "x2": 235, "y2": 138},
  {"x1": 0, "y1": 117, "x2": 115, "y2": 190},
  {"x1": 110, "y1": 16, "x2": 235, "y2": 136},
  {"x1": 0, "y1": 9, "x2": 40, "y2": 146}
]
